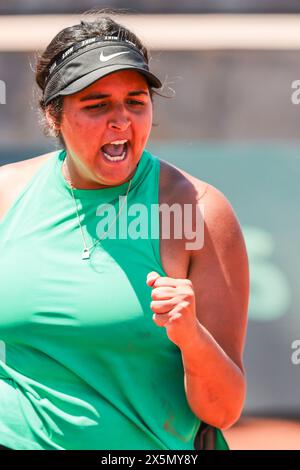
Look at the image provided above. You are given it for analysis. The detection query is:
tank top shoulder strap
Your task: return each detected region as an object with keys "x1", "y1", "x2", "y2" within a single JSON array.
[{"x1": 132, "y1": 148, "x2": 167, "y2": 276}]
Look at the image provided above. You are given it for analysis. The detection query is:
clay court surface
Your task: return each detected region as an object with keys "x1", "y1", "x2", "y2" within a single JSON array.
[{"x1": 223, "y1": 417, "x2": 300, "y2": 450}]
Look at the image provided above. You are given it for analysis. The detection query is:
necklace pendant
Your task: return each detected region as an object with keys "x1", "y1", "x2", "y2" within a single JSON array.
[{"x1": 82, "y1": 248, "x2": 90, "y2": 260}]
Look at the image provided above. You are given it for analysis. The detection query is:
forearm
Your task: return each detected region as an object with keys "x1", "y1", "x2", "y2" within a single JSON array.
[{"x1": 180, "y1": 320, "x2": 246, "y2": 430}]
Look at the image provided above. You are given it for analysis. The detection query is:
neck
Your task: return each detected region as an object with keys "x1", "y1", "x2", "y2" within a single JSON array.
[{"x1": 62, "y1": 156, "x2": 132, "y2": 190}]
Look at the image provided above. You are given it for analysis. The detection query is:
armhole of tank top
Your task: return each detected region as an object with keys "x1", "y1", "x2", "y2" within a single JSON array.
[
  {"x1": 149, "y1": 157, "x2": 168, "y2": 277},
  {"x1": 0, "y1": 153, "x2": 56, "y2": 228}
]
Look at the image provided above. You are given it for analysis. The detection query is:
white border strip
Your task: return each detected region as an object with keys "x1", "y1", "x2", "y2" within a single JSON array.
[{"x1": 1, "y1": 14, "x2": 300, "y2": 51}]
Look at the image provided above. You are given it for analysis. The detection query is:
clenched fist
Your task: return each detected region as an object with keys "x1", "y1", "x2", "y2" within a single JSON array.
[{"x1": 146, "y1": 271, "x2": 198, "y2": 349}]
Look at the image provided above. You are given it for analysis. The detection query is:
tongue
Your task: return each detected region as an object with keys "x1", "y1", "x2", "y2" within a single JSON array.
[{"x1": 102, "y1": 143, "x2": 125, "y2": 157}]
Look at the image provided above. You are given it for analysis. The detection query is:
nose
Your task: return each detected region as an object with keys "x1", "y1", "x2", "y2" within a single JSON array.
[{"x1": 108, "y1": 106, "x2": 131, "y2": 131}]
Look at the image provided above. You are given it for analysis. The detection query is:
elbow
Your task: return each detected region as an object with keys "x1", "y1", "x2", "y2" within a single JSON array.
[
  {"x1": 206, "y1": 400, "x2": 244, "y2": 431},
  {"x1": 202, "y1": 376, "x2": 246, "y2": 431},
  {"x1": 217, "y1": 408, "x2": 243, "y2": 431},
  {"x1": 216, "y1": 379, "x2": 246, "y2": 430},
  {"x1": 198, "y1": 407, "x2": 242, "y2": 431}
]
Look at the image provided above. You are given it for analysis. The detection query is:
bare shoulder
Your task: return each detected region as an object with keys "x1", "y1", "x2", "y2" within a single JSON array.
[
  {"x1": 159, "y1": 158, "x2": 209, "y2": 205},
  {"x1": 0, "y1": 151, "x2": 55, "y2": 179},
  {"x1": 159, "y1": 157, "x2": 233, "y2": 216},
  {"x1": 160, "y1": 157, "x2": 233, "y2": 203},
  {"x1": 0, "y1": 151, "x2": 56, "y2": 221},
  {"x1": 159, "y1": 157, "x2": 244, "y2": 253}
]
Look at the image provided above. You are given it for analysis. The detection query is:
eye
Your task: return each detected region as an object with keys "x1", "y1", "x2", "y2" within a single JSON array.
[
  {"x1": 127, "y1": 100, "x2": 145, "y2": 106},
  {"x1": 84, "y1": 103, "x2": 107, "y2": 110}
]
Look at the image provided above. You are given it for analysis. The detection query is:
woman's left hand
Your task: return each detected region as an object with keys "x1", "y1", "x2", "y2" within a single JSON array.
[{"x1": 146, "y1": 271, "x2": 198, "y2": 349}]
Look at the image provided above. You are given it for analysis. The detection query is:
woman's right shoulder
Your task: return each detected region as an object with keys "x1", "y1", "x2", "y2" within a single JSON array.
[{"x1": 0, "y1": 151, "x2": 57, "y2": 221}]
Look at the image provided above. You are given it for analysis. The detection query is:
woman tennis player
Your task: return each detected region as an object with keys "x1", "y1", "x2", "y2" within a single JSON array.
[{"x1": 0, "y1": 13, "x2": 249, "y2": 450}]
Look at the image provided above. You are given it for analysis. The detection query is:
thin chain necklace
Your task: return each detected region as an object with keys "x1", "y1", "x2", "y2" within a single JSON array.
[{"x1": 62, "y1": 159, "x2": 132, "y2": 260}]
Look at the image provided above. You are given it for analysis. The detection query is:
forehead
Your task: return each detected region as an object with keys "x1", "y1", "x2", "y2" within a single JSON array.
[{"x1": 76, "y1": 69, "x2": 149, "y2": 98}]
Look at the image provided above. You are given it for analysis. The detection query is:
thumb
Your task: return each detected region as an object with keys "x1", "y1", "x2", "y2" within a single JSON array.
[{"x1": 146, "y1": 271, "x2": 161, "y2": 287}]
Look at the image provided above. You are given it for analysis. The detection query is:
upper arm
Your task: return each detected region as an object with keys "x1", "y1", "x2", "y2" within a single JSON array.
[{"x1": 187, "y1": 183, "x2": 249, "y2": 373}]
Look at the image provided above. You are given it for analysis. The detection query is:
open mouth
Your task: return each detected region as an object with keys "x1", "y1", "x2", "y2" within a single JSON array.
[{"x1": 101, "y1": 140, "x2": 128, "y2": 163}]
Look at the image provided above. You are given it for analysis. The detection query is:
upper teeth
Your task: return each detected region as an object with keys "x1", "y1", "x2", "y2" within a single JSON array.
[{"x1": 110, "y1": 140, "x2": 128, "y2": 145}]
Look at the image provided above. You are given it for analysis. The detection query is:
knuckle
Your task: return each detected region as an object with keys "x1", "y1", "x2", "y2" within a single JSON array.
[
  {"x1": 180, "y1": 300, "x2": 190, "y2": 310},
  {"x1": 180, "y1": 292, "x2": 193, "y2": 303},
  {"x1": 185, "y1": 286, "x2": 195, "y2": 298}
]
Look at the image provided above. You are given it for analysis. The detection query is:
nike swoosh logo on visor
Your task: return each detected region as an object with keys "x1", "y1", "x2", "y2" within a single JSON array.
[{"x1": 99, "y1": 51, "x2": 130, "y2": 62}]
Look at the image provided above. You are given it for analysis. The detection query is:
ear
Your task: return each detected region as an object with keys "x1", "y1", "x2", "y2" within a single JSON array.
[{"x1": 45, "y1": 107, "x2": 60, "y2": 135}]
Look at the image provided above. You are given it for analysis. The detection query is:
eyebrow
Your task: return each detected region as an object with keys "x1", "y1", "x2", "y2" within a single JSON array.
[
  {"x1": 80, "y1": 90, "x2": 149, "y2": 101},
  {"x1": 128, "y1": 90, "x2": 149, "y2": 97}
]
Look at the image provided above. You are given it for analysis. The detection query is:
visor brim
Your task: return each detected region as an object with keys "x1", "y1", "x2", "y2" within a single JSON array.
[{"x1": 57, "y1": 65, "x2": 162, "y2": 98}]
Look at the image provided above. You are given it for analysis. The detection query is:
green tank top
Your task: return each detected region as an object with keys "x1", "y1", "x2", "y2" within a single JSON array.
[{"x1": 0, "y1": 148, "x2": 228, "y2": 450}]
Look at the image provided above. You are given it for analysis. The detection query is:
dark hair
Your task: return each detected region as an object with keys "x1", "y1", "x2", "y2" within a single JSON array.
[{"x1": 35, "y1": 11, "x2": 155, "y2": 147}]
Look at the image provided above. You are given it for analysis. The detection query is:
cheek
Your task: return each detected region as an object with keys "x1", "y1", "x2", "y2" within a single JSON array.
[
  {"x1": 134, "y1": 109, "x2": 153, "y2": 146},
  {"x1": 61, "y1": 112, "x2": 103, "y2": 148}
]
